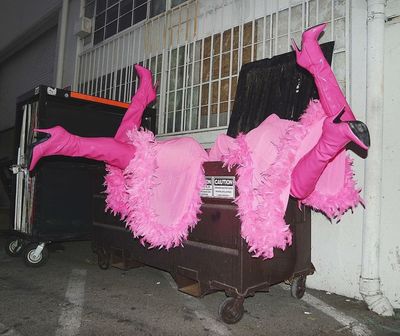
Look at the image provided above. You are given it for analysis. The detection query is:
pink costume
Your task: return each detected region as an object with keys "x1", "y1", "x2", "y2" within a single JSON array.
[
  {"x1": 208, "y1": 100, "x2": 362, "y2": 259},
  {"x1": 28, "y1": 24, "x2": 369, "y2": 259}
]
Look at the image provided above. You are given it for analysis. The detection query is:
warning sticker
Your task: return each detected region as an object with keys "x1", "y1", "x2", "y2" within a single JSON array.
[
  {"x1": 200, "y1": 176, "x2": 235, "y2": 199},
  {"x1": 200, "y1": 177, "x2": 213, "y2": 197}
]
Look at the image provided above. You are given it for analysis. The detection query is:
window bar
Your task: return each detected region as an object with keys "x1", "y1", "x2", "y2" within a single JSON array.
[
  {"x1": 316, "y1": 0, "x2": 320, "y2": 25},
  {"x1": 87, "y1": 51, "x2": 92, "y2": 94},
  {"x1": 197, "y1": 38, "x2": 204, "y2": 130},
  {"x1": 99, "y1": 45, "x2": 106, "y2": 97},
  {"x1": 288, "y1": 5, "x2": 292, "y2": 53},
  {"x1": 269, "y1": 13, "x2": 273, "y2": 58},
  {"x1": 116, "y1": 37, "x2": 124, "y2": 102},
  {"x1": 262, "y1": 16, "x2": 267, "y2": 59},
  {"x1": 227, "y1": 27, "x2": 234, "y2": 121},
  {"x1": 104, "y1": 41, "x2": 110, "y2": 99},
  {"x1": 83, "y1": 53, "x2": 89, "y2": 93},
  {"x1": 158, "y1": 49, "x2": 168, "y2": 135},
  {"x1": 91, "y1": 49, "x2": 97, "y2": 95},
  {"x1": 180, "y1": 44, "x2": 188, "y2": 132},
  {"x1": 94, "y1": 47, "x2": 101, "y2": 96},
  {"x1": 118, "y1": 37, "x2": 124, "y2": 101},
  {"x1": 165, "y1": 48, "x2": 173, "y2": 133},
  {"x1": 207, "y1": 35, "x2": 214, "y2": 128},
  {"x1": 123, "y1": 33, "x2": 132, "y2": 102},
  {"x1": 136, "y1": 27, "x2": 143, "y2": 93},
  {"x1": 91, "y1": 49, "x2": 96, "y2": 95},
  {"x1": 251, "y1": 17, "x2": 255, "y2": 62},
  {"x1": 77, "y1": 54, "x2": 84, "y2": 92},
  {"x1": 111, "y1": 39, "x2": 117, "y2": 100},
  {"x1": 188, "y1": 41, "x2": 195, "y2": 131},
  {"x1": 128, "y1": 32, "x2": 137, "y2": 101},
  {"x1": 274, "y1": 10, "x2": 279, "y2": 57},
  {"x1": 172, "y1": 46, "x2": 180, "y2": 132},
  {"x1": 217, "y1": 31, "x2": 223, "y2": 126},
  {"x1": 330, "y1": 0, "x2": 335, "y2": 41}
]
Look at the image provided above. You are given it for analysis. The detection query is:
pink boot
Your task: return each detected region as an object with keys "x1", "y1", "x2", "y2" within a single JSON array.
[
  {"x1": 114, "y1": 64, "x2": 157, "y2": 143},
  {"x1": 29, "y1": 126, "x2": 136, "y2": 171},
  {"x1": 290, "y1": 111, "x2": 370, "y2": 200},
  {"x1": 291, "y1": 23, "x2": 355, "y2": 121}
]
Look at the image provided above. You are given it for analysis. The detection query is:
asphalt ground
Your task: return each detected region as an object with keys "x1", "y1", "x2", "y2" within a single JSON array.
[{"x1": 0, "y1": 236, "x2": 399, "y2": 336}]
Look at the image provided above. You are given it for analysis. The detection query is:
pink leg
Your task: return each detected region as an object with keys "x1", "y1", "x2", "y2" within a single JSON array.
[
  {"x1": 291, "y1": 23, "x2": 355, "y2": 121},
  {"x1": 29, "y1": 126, "x2": 135, "y2": 171},
  {"x1": 114, "y1": 64, "x2": 157, "y2": 143}
]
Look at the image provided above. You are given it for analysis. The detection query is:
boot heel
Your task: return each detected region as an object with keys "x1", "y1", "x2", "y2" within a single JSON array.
[{"x1": 348, "y1": 121, "x2": 370, "y2": 150}]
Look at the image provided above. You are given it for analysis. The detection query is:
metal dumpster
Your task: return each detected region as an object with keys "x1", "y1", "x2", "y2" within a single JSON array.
[
  {"x1": 91, "y1": 43, "x2": 334, "y2": 323},
  {"x1": 92, "y1": 161, "x2": 312, "y2": 323}
]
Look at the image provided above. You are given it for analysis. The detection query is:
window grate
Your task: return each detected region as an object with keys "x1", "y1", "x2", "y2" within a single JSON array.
[{"x1": 76, "y1": 0, "x2": 348, "y2": 138}]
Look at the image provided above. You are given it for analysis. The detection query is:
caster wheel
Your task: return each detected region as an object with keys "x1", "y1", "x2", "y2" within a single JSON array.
[
  {"x1": 218, "y1": 297, "x2": 244, "y2": 324},
  {"x1": 4, "y1": 237, "x2": 25, "y2": 257},
  {"x1": 291, "y1": 275, "x2": 307, "y2": 299},
  {"x1": 97, "y1": 247, "x2": 110, "y2": 270},
  {"x1": 23, "y1": 243, "x2": 49, "y2": 267}
]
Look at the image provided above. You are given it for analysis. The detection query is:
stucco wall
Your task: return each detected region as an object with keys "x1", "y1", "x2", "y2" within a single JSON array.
[{"x1": 307, "y1": 0, "x2": 400, "y2": 310}]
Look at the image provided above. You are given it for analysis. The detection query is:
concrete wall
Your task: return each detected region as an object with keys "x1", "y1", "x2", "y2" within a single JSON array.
[
  {"x1": 307, "y1": 0, "x2": 400, "y2": 310},
  {"x1": 380, "y1": 0, "x2": 400, "y2": 309}
]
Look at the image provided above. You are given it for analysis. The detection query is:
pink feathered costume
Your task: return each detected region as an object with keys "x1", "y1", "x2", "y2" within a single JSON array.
[{"x1": 104, "y1": 100, "x2": 362, "y2": 259}]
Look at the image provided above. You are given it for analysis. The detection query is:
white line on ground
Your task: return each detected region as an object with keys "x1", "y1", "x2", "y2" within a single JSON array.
[
  {"x1": 280, "y1": 284, "x2": 372, "y2": 336},
  {"x1": 0, "y1": 322, "x2": 23, "y2": 336},
  {"x1": 162, "y1": 272, "x2": 231, "y2": 336},
  {"x1": 55, "y1": 269, "x2": 87, "y2": 336}
]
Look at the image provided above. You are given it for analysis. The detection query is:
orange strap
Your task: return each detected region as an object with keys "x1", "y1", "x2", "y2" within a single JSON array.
[{"x1": 70, "y1": 92, "x2": 129, "y2": 109}]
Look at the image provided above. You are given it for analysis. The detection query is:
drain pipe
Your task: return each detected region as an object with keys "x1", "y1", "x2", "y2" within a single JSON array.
[
  {"x1": 359, "y1": 0, "x2": 394, "y2": 316},
  {"x1": 55, "y1": 0, "x2": 69, "y2": 88}
]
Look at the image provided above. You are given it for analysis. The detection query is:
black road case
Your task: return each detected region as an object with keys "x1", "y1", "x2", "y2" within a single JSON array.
[{"x1": 6, "y1": 85, "x2": 155, "y2": 267}]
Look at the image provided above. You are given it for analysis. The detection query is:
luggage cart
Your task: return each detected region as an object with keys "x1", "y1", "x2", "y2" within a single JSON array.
[{"x1": 7, "y1": 85, "x2": 155, "y2": 267}]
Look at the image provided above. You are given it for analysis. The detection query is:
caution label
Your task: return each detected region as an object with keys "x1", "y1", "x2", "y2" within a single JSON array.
[{"x1": 200, "y1": 176, "x2": 235, "y2": 199}]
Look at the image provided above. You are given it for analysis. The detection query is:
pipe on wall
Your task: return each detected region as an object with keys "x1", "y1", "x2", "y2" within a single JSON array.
[
  {"x1": 360, "y1": 0, "x2": 394, "y2": 317},
  {"x1": 56, "y1": 0, "x2": 69, "y2": 88}
]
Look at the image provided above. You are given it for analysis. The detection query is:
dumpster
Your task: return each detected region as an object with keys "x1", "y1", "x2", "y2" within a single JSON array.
[
  {"x1": 92, "y1": 161, "x2": 312, "y2": 323},
  {"x1": 6, "y1": 85, "x2": 155, "y2": 266},
  {"x1": 92, "y1": 43, "x2": 335, "y2": 323}
]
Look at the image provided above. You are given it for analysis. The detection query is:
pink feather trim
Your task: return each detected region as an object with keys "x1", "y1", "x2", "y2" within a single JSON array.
[
  {"x1": 221, "y1": 100, "x2": 363, "y2": 259},
  {"x1": 104, "y1": 128, "x2": 205, "y2": 249},
  {"x1": 300, "y1": 155, "x2": 364, "y2": 220}
]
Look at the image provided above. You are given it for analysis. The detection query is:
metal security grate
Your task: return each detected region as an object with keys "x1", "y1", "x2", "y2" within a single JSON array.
[{"x1": 75, "y1": 0, "x2": 348, "y2": 138}]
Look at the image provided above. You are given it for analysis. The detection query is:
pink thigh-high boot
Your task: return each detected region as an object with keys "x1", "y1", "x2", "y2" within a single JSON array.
[
  {"x1": 291, "y1": 23, "x2": 355, "y2": 121},
  {"x1": 114, "y1": 64, "x2": 157, "y2": 143},
  {"x1": 29, "y1": 126, "x2": 136, "y2": 171},
  {"x1": 290, "y1": 111, "x2": 370, "y2": 200}
]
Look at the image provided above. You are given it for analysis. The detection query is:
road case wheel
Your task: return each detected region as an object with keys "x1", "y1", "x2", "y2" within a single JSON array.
[
  {"x1": 23, "y1": 243, "x2": 49, "y2": 267},
  {"x1": 218, "y1": 297, "x2": 244, "y2": 324},
  {"x1": 5, "y1": 237, "x2": 25, "y2": 257},
  {"x1": 97, "y1": 247, "x2": 110, "y2": 270},
  {"x1": 291, "y1": 275, "x2": 307, "y2": 299}
]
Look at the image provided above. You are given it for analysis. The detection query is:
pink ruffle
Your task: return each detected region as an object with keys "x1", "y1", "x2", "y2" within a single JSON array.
[
  {"x1": 104, "y1": 128, "x2": 205, "y2": 249},
  {"x1": 221, "y1": 100, "x2": 363, "y2": 259},
  {"x1": 301, "y1": 155, "x2": 364, "y2": 220}
]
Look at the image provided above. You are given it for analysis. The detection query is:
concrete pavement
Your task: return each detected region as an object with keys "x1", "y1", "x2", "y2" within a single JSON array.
[{"x1": 0, "y1": 237, "x2": 399, "y2": 336}]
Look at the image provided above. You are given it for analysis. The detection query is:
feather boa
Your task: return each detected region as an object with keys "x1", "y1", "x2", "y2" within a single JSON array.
[
  {"x1": 221, "y1": 100, "x2": 363, "y2": 259},
  {"x1": 104, "y1": 101, "x2": 363, "y2": 258},
  {"x1": 104, "y1": 128, "x2": 205, "y2": 249}
]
